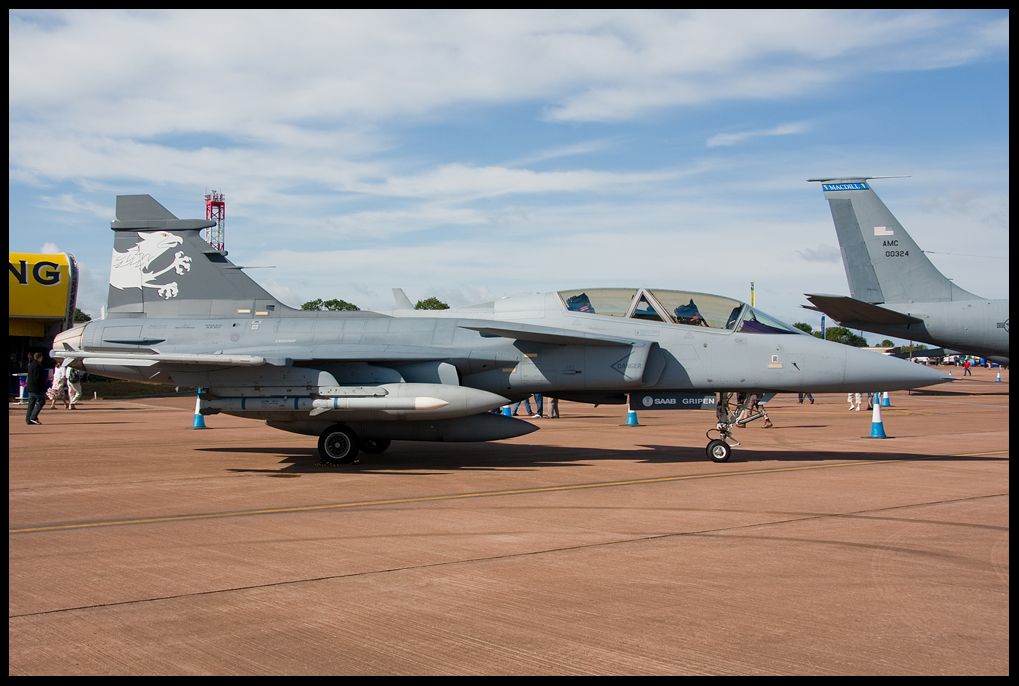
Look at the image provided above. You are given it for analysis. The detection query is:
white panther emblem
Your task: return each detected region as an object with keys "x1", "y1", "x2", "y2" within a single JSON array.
[{"x1": 109, "y1": 232, "x2": 192, "y2": 299}]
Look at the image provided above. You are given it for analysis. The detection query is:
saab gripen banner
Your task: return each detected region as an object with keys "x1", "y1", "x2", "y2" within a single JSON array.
[
  {"x1": 629, "y1": 392, "x2": 717, "y2": 410},
  {"x1": 8, "y1": 253, "x2": 77, "y2": 319}
]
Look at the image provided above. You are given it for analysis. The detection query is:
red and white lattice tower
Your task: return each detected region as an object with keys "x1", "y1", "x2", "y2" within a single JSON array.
[{"x1": 204, "y1": 190, "x2": 226, "y2": 251}]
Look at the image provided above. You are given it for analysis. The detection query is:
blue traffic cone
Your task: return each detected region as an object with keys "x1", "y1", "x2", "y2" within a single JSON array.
[
  {"x1": 626, "y1": 409, "x2": 640, "y2": 426},
  {"x1": 502, "y1": 405, "x2": 512, "y2": 416},
  {"x1": 996, "y1": 370, "x2": 1002, "y2": 382},
  {"x1": 192, "y1": 391, "x2": 207, "y2": 429},
  {"x1": 869, "y1": 399, "x2": 887, "y2": 438},
  {"x1": 881, "y1": 391, "x2": 890, "y2": 407}
]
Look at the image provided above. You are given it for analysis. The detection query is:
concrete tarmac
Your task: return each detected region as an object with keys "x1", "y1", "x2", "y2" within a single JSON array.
[{"x1": 9, "y1": 367, "x2": 1009, "y2": 674}]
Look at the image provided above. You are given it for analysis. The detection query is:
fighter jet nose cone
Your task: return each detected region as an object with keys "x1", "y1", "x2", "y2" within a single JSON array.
[
  {"x1": 899, "y1": 357, "x2": 952, "y2": 388},
  {"x1": 840, "y1": 346, "x2": 950, "y2": 392}
]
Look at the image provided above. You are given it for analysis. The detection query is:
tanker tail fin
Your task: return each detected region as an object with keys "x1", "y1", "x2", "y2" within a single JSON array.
[{"x1": 809, "y1": 178, "x2": 979, "y2": 304}]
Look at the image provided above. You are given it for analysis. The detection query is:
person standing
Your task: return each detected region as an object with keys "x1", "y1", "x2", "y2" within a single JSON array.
[
  {"x1": 25, "y1": 352, "x2": 47, "y2": 425},
  {"x1": 9, "y1": 353, "x2": 18, "y2": 400},
  {"x1": 546, "y1": 396, "x2": 559, "y2": 418}
]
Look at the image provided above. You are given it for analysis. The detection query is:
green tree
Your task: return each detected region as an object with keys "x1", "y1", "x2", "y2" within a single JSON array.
[
  {"x1": 792, "y1": 322, "x2": 813, "y2": 334},
  {"x1": 73, "y1": 307, "x2": 92, "y2": 322},
  {"x1": 414, "y1": 297, "x2": 449, "y2": 310},
  {"x1": 878, "y1": 339, "x2": 896, "y2": 348},
  {"x1": 301, "y1": 298, "x2": 359, "y2": 311},
  {"x1": 823, "y1": 326, "x2": 869, "y2": 347}
]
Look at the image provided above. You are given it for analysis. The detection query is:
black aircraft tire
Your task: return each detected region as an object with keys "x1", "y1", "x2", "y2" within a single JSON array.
[
  {"x1": 318, "y1": 424, "x2": 360, "y2": 465},
  {"x1": 360, "y1": 438, "x2": 392, "y2": 454},
  {"x1": 706, "y1": 439, "x2": 732, "y2": 463}
]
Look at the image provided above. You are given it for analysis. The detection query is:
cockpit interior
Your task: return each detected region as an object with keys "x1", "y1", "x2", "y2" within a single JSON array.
[{"x1": 558, "y1": 288, "x2": 802, "y2": 335}]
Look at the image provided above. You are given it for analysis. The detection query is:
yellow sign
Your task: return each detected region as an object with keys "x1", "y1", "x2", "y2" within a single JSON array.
[{"x1": 8, "y1": 253, "x2": 75, "y2": 319}]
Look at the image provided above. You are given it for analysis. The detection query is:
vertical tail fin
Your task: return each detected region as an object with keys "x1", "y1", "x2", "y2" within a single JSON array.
[
  {"x1": 810, "y1": 178, "x2": 978, "y2": 304},
  {"x1": 107, "y1": 195, "x2": 280, "y2": 318},
  {"x1": 392, "y1": 288, "x2": 414, "y2": 310}
]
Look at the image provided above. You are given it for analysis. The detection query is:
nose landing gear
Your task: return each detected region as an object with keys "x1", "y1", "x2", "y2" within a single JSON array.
[
  {"x1": 705, "y1": 438, "x2": 732, "y2": 463},
  {"x1": 704, "y1": 391, "x2": 761, "y2": 462}
]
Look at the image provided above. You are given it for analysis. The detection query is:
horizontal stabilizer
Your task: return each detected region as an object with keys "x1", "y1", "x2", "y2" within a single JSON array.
[
  {"x1": 888, "y1": 347, "x2": 953, "y2": 359},
  {"x1": 803, "y1": 294, "x2": 923, "y2": 326}
]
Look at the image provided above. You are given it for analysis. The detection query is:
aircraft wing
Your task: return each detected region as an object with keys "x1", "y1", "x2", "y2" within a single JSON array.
[
  {"x1": 803, "y1": 294, "x2": 923, "y2": 326},
  {"x1": 55, "y1": 346, "x2": 483, "y2": 370},
  {"x1": 456, "y1": 320, "x2": 636, "y2": 347},
  {"x1": 888, "y1": 347, "x2": 953, "y2": 359},
  {"x1": 52, "y1": 349, "x2": 280, "y2": 367},
  {"x1": 53, "y1": 321, "x2": 638, "y2": 372}
]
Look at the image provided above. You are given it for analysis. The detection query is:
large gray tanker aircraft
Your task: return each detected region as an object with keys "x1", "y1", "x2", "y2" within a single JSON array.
[
  {"x1": 805, "y1": 178, "x2": 1009, "y2": 365},
  {"x1": 53, "y1": 195, "x2": 948, "y2": 464}
]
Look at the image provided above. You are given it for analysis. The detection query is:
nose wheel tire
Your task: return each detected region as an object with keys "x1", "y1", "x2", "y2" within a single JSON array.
[
  {"x1": 706, "y1": 439, "x2": 732, "y2": 463},
  {"x1": 318, "y1": 424, "x2": 360, "y2": 465}
]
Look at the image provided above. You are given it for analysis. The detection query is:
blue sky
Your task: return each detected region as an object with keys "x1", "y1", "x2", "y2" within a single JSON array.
[{"x1": 9, "y1": 10, "x2": 1009, "y2": 342}]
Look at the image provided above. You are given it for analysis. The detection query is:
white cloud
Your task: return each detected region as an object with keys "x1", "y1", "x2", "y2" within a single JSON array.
[
  {"x1": 8, "y1": 10, "x2": 1008, "y2": 205},
  {"x1": 37, "y1": 194, "x2": 113, "y2": 219},
  {"x1": 10, "y1": 11, "x2": 1007, "y2": 138},
  {"x1": 364, "y1": 164, "x2": 676, "y2": 199},
  {"x1": 706, "y1": 122, "x2": 810, "y2": 147},
  {"x1": 504, "y1": 139, "x2": 616, "y2": 167},
  {"x1": 795, "y1": 244, "x2": 841, "y2": 263}
]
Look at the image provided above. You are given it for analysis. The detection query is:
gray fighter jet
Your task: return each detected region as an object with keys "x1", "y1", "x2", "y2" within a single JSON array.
[
  {"x1": 53, "y1": 195, "x2": 948, "y2": 464},
  {"x1": 805, "y1": 178, "x2": 1008, "y2": 365}
]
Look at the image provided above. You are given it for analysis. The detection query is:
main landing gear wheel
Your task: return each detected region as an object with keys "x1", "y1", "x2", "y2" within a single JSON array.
[
  {"x1": 318, "y1": 424, "x2": 360, "y2": 465},
  {"x1": 706, "y1": 439, "x2": 732, "y2": 463},
  {"x1": 360, "y1": 438, "x2": 392, "y2": 454}
]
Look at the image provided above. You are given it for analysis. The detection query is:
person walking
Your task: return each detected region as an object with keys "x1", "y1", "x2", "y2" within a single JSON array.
[
  {"x1": 66, "y1": 367, "x2": 83, "y2": 409},
  {"x1": 25, "y1": 352, "x2": 47, "y2": 425},
  {"x1": 752, "y1": 393, "x2": 774, "y2": 428},
  {"x1": 48, "y1": 364, "x2": 68, "y2": 409},
  {"x1": 531, "y1": 393, "x2": 543, "y2": 418},
  {"x1": 511, "y1": 396, "x2": 534, "y2": 416}
]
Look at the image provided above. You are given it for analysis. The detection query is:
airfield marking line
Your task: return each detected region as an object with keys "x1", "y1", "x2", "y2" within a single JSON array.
[
  {"x1": 9, "y1": 454, "x2": 1004, "y2": 535},
  {"x1": 6, "y1": 436, "x2": 304, "y2": 454},
  {"x1": 893, "y1": 397, "x2": 1010, "y2": 408},
  {"x1": 8, "y1": 461, "x2": 899, "y2": 533},
  {"x1": 9, "y1": 490, "x2": 1008, "y2": 620}
]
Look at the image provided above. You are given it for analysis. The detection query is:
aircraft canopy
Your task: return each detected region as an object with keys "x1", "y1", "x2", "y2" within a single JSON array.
[{"x1": 557, "y1": 288, "x2": 801, "y2": 335}]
